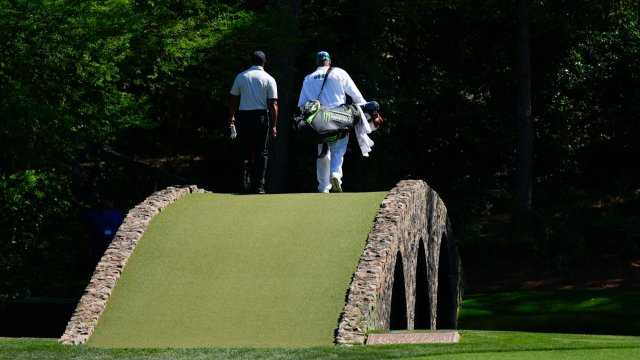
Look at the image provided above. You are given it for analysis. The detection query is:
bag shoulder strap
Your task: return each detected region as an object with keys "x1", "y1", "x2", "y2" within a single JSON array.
[
  {"x1": 315, "y1": 67, "x2": 335, "y2": 159},
  {"x1": 316, "y1": 67, "x2": 333, "y2": 101}
]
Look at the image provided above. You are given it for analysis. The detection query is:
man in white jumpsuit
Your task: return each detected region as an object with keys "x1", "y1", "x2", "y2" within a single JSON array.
[{"x1": 297, "y1": 51, "x2": 366, "y2": 193}]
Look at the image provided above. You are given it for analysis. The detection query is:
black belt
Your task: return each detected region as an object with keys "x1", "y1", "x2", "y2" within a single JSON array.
[{"x1": 238, "y1": 109, "x2": 267, "y2": 114}]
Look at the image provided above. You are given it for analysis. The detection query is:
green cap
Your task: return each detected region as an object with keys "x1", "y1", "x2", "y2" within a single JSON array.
[{"x1": 316, "y1": 51, "x2": 330, "y2": 65}]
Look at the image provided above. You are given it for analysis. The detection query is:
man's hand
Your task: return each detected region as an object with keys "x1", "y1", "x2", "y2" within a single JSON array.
[
  {"x1": 270, "y1": 126, "x2": 277, "y2": 138},
  {"x1": 229, "y1": 125, "x2": 237, "y2": 139}
]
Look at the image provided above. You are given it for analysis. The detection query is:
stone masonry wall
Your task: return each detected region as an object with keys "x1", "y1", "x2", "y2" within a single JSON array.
[
  {"x1": 59, "y1": 185, "x2": 208, "y2": 345},
  {"x1": 335, "y1": 179, "x2": 463, "y2": 345}
]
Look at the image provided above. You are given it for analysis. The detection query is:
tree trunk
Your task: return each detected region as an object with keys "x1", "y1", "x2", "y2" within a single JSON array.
[
  {"x1": 265, "y1": 0, "x2": 301, "y2": 193},
  {"x1": 514, "y1": 0, "x2": 533, "y2": 213}
]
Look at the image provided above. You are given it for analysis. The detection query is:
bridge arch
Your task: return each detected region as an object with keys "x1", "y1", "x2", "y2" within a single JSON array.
[
  {"x1": 413, "y1": 238, "x2": 430, "y2": 329},
  {"x1": 389, "y1": 251, "x2": 408, "y2": 330},
  {"x1": 336, "y1": 180, "x2": 464, "y2": 345}
]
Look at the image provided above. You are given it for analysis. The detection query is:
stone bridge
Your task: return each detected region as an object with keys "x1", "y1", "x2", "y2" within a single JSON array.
[{"x1": 60, "y1": 179, "x2": 464, "y2": 346}]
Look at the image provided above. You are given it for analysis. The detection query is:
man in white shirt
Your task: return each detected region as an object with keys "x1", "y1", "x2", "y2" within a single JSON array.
[
  {"x1": 228, "y1": 50, "x2": 278, "y2": 194},
  {"x1": 297, "y1": 51, "x2": 366, "y2": 193}
]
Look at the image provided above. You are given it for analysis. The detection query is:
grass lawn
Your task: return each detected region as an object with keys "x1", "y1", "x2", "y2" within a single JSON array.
[
  {"x1": 459, "y1": 290, "x2": 640, "y2": 336},
  {"x1": 3, "y1": 331, "x2": 640, "y2": 359},
  {"x1": 88, "y1": 192, "x2": 388, "y2": 348}
]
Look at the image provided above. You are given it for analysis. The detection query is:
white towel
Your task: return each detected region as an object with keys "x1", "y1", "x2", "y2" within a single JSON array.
[{"x1": 355, "y1": 105, "x2": 374, "y2": 157}]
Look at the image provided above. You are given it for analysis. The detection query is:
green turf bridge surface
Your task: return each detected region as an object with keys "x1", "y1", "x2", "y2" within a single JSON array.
[{"x1": 87, "y1": 191, "x2": 388, "y2": 348}]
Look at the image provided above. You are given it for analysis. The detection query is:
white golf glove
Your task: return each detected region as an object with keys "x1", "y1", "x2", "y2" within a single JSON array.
[{"x1": 229, "y1": 125, "x2": 237, "y2": 139}]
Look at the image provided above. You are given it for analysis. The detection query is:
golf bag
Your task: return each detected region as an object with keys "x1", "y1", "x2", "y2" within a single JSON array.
[
  {"x1": 293, "y1": 101, "x2": 359, "y2": 144},
  {"x1": 293, "y1": 100, "x2": 383, "y2": 142}
]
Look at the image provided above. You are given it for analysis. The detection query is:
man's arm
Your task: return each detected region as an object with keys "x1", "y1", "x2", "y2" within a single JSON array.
[
  {"x1": 228, "y1": 94, "x2": 240, "y2": 126},
  {"x1": 343, "y1": 72, "x2": 366, "y2": 105},
  {"x1": 268, "y1": 98, "x2": 278, "y2": 138},
  {"x1": 228, "y1": 94, "x2": 240, "y2": 139},
  {"x1": 297, "y1": 77, "x2": 310, "y2": 108}
]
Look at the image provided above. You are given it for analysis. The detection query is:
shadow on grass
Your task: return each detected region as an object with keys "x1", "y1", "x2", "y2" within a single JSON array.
[{"x1": 458, "y1": 290, "x2": 640, "y2": 336}]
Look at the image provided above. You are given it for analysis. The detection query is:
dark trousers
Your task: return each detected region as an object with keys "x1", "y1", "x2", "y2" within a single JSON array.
[{"x1": 236, "y1": 110, "x2": 269, "y2": 191}]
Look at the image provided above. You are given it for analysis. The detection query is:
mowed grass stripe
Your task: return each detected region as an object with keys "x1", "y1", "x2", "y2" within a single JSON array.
[{"x1": 88, "y1": 191, "x2": 388, "y2": 348}]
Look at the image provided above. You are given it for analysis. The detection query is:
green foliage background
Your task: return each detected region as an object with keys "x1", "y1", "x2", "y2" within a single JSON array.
[{"x1": 1, "y1": 0, "x2": 639, "y2": 301}]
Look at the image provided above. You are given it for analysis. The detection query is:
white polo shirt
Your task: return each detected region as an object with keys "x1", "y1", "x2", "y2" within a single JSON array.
[
  {"x1": 297, "y1": 66, "x2": 365, "y2": 108},
  {"x1": 230, "y1": 66, "x2": 278, "y2": 111}
]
